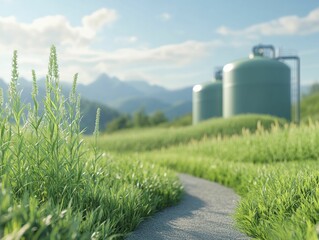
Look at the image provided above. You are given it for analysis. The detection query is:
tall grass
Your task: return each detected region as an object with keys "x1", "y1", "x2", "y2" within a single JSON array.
[
  {"x1": 0, "y1": 46, "x2": 182, "y2": 239},
  {"x1": 93, "y1": 115, "x2": 319, "y2": 238},
  {"x1": 129, "y1": 121, "x2": 319, "y2": 239}
]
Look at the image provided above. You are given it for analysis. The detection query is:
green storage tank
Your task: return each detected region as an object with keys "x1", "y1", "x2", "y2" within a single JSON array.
[
  {"x1": 192, "y1": 76, "x2": 222, "y2": 125},
  {"x1": 223, "y1": 52, "x2": 291, "y2": 120}
]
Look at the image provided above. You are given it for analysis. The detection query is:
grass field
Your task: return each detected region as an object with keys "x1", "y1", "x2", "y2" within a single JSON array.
[
  {"x1": 0, "y1": 47, "x2": 182, "y2": 240},
  {"x1": 301, "y1": 91, "x2": 319, "y2": 122},
  {"x1": 3, "y1": 46, "x2": 319, "y2": 239},
  {"x1": 94, "y1": 109, "x2": 319, "y2": 239},
  {"x1": 92, "y1": 114, "x2": 286, "y2": 152}
]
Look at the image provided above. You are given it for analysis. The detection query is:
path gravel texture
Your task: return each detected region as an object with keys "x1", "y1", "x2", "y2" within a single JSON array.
[{"x1": 127, "y1": 174, "x2": 249, "y2": 240}]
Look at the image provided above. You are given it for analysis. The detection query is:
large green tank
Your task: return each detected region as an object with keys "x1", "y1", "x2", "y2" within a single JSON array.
[
  {"x1": 223, "y1": 54, "x2": 291, "y2": 120},
  {"x1": 192, "y1": 78, "x2": 222, "y2": 125}
]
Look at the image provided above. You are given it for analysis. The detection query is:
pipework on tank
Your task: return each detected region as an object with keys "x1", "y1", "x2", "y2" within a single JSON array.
[
  {"x1": 252, "y1": 44, "x2": 276, "y2": 58},
  {"x1": 214, "y1": 68, "x2": 223, "y2": 81},
  {"x1": 277, "y1": 55, "x2": 301, "y2": 124}
]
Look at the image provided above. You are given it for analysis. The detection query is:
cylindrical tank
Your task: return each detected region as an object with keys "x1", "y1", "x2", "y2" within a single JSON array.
[
  {"x1": 223, "y1": 54, "x2": 291, "y2": 120},
  {"x1": 192, "y1": 78, "x2": 222, "y2": 124}
]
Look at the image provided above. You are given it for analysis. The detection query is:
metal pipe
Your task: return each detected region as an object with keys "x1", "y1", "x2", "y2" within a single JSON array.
[
  {"x1": 214, "y1": 69, "x2": 223, "y2": 81},
  {"x1": 252, "y1": 44, "x2": 276, "y2": 58},
  {"x1": 276, "y1": 56, "x2": 300, "y2": 124}
]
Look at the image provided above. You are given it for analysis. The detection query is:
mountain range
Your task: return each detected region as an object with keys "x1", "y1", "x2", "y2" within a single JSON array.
[
  {"x1": 75, "y1": 74, "x2": 192, "y2": 119},
  {"x1": 0, "y1": 77, "x2": 121, "y2": 134},
  {"x1": 2, "y1": 73, "x2": 311, "y2": 134},
  {"x1": 0, "y1": 74, "x2": 193, "y2": 133}
]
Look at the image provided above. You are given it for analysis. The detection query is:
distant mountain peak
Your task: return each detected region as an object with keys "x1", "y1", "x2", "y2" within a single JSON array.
[{"x1": 92, "y1": 73, "x2": 120, "y2": 86}]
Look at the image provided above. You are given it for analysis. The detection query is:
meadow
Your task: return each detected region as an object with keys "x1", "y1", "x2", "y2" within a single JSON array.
[
  {"x1": 95, "y1": 111, "x2": 319, "y2": 238},
  {"x1": 2, "y1": 46, "x2": 319, "y2": 240},
  {"x1": 0, "y1": 47, "x2": 182, "y2": 239},
  {"x1": 92, "y1": 114, "x2": 286, "y2": 152}
]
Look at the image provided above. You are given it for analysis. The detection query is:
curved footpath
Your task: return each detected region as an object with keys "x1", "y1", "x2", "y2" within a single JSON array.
[{"x1": 127, "y1": 174, "x2": 249, "y2": 240}]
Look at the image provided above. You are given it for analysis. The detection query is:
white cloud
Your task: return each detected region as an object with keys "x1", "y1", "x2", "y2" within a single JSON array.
[
  {"x1": 0, "y1": 8, "x2": 222, "y2": 88},
  {"x1": 82, "y1": 8, "x2": 117, "y2": 36},
  {"x1": 217, "y1": 7, "x2": 319, "y2": 36},
  {"x1": 0, "y1": 8, "x2": 118, "y2": 83},
  {"x1": 63, "y1": 40, "x2": 222, "y2": 66},
  {"x1": 60, "y1": 40, "x2": 222, "y2": 86},
  {"x1": 161, "y1": 13, "x2": 172, "y2": 21},
  {"x1": 0, "y1": 8, "x2": 118, "y2": 50}
]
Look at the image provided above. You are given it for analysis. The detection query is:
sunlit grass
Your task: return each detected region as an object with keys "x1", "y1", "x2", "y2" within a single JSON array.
[
  {"x1": 0, "y1": 47, "x2": 182, "y2": 239},
  {"x1": 96, "y1": 116, "x2": 319, "y2": 239},
  {"x1": 6, "y1": 45, "x2": 317, "y2": 239},
  {"x1": 92, "y1": 114, "x2": 286, "y2": 152},
  {"x1": 128, "y1": 121, "x2": 319, "y2": 239}
]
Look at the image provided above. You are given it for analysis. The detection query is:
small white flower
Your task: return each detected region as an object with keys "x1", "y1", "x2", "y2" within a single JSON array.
[
  {"x1": 43, "y1": 214, "x2": 52, "y2": 225},
  {"x1": 59, "y1": 209, "x2": 68, "y2": 218}
]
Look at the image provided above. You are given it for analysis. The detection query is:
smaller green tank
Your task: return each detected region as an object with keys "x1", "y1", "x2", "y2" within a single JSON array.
[{"x1": 192, "y1": 75, "x2": 223, "y2": 125}]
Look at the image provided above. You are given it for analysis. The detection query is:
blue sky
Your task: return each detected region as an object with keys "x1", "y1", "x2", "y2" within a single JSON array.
[{"x1": 0, "y1": 0, "x2": 318, "y2": 89}]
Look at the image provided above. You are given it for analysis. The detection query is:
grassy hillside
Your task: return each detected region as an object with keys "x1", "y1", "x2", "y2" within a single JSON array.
[
  {"x1": 162, "y1": 113, "x2": 192, "y2": 127},
  {"x1": 93, "y1": 109, "x2": 319, "y2": 238},
  {"x1": 134, "y1": 121, "x2": 319, "y2": 239},
  {"x1": 301, "y1": 91, "x2": 319, "y2": 122},
  {"x1": 92, "y1": 114, "x2": 286, "y2": 152},
  {"x1": 7, "y1": 46, "x2": 319, "y2": 239}
]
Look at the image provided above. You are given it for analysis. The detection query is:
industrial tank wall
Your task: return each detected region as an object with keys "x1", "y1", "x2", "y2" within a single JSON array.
[
  {"x1": 223, "y1": 55, "x2": 291, "y2": 120},
  {"x1": 192, "y1": 80, "x2": 222, "y2": 124}
]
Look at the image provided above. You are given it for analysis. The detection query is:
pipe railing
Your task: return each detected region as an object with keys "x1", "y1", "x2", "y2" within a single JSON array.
[
  {"x1": 277, "y1": 56, "x2": 301, "y2": 124},
  {"x1": 252, "y1": 44, "x2": 276, "y2": 58}
]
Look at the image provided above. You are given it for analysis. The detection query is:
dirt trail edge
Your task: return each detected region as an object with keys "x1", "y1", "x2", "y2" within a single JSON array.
[{"x1": 127, "y1": 174, "x2": 249, "y2": 240}]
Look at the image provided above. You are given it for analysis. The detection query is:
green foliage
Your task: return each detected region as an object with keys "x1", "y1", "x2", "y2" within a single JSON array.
[
  {"x1": 106, "y1": 110, "x2": 168, "y2": 133},
  {"x1": 128, "y1": 121, "x2": 319, "y2": 239},
  {"x1": 163, "y1": 113, "x2": 192, "y2": 127},
  {"x1": 300, "y1": 91, "x2": 319, "y2": 122},
  {"x1": 132, "y1": 108, "x2": 150, "y2": 127},
  {"x1": 234, "y1": 164, "x2": 319, "y2": 240},
  {"x1": 95, "y1": 112, "x2": 319, "y2": 239},
  {"x1": 106, "y1": 114, "x2": 132, "y2": 132},
  {"x1": 149, "y1": 111, "x2": 167, "y2": 126},
  {"x1": 309, "y1": 82, "x2": 319, "y2": 95},
  {"x1": 96, "y1": 114, "x2": 285, "y2": 152},
  {"x1": 0, "y1": 47, "x2": 182, "y2": 239},
  {"x1": 0, "y1": 188, "x2": 84, "y2": 239}
]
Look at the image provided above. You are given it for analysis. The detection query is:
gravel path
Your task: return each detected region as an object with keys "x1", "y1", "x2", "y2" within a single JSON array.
[{"x1": 127, "y1": 174, "x2": 249, "y2": 240}]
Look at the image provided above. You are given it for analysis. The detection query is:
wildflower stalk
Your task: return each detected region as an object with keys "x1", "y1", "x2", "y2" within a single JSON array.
[
  {"x1": 66, "y1": 73, "x2": 84, "y2": 180},
  {"x1": 8, "y1": 50, "x2": 28, "y2": 195},
  {"x1": 30, "y1": 70, "x2": 43, "y2": 167}
]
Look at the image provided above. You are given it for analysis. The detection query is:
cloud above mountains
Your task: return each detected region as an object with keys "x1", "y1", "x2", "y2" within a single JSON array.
[
  {"x1": 62, "y1": 39, "x2": 222, "y2": 86},
  {"x1": 217, "y1": 7, "x2": 319, "y2": 36},
  {"x1": 3, "y1": 5, "x2": 317, "y2": 88},
  {"x1": 0, "y1": 8, "x2": 220, "y2": 87},
  {"x1": 0, "y1": 8, "x2": 117, "y2": 50}
]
